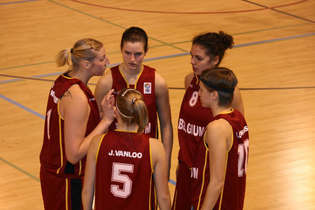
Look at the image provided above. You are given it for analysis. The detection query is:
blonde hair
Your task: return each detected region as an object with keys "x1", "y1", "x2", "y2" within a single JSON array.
[
  {"x1": 56, "y1": 38, "x2": 103, "y2": 68},
  {"x1": 116, "y1": 88, "x2": 148, "y2": 133}
]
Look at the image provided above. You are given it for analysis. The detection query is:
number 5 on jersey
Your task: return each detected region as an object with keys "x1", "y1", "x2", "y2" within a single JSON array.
[{"x1": 111, "y1": 162, "x2": 134, "y2": 198}]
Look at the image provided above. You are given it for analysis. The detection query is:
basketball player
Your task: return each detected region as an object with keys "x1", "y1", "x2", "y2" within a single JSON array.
[
  {"x1": 172, "y1": 32, "x2": 244, "y2": 209},
  {"x1": 40, "y1": 38, "x2": 115, "y2": 210},
  {"x1": 94, "y1": 26, "x2": 173, "y2": 175},
  {"x1": 82, "y1": 88, "x2": 171, "y2": 210},
  {"x1": 197, "y1": 67, "x2": 249, "y2": 210}
]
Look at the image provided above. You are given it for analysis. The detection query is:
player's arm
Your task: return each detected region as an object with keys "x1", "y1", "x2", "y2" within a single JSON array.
[
  {"x1": 150, "y1": 138, "x2": 171, "y2": 210},
  {"x1": 155, "y1": 73, "x2": 173, "y2": 177},
  {"x1": 94, "y1": 70, "x2": 113, "y2": 117},
  {"x1": 231, "y1": 86, "x2": 244, "y2": 115},
  {"x1": 200, "y1": 119, "x2": 232, "y2": 210},
  {"x1": 62, "y1": 86, "x2": 114, "y2": 164},
  {"x1": 82, "y1": 134, "x2": 102, "y2": 210}
]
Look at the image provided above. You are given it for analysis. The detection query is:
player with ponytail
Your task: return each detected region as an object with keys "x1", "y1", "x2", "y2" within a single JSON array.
[{"x1": 82, "y1": 88, "x2": 171, "y2": 210}]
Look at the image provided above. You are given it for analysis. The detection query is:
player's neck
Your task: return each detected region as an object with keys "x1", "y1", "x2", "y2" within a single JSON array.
[
  {"x1": 120, "y1": 63, "x2": 141, "y2": 77},
  {"x1": 212, "y1": 105, "x2": 233, "y2": 117},
  {"x1": 116, "y1": 122, "x2": 139, "y2": 133},
  {"x1": 67, "y1": 69, "x2": 90, "y2": 84}
]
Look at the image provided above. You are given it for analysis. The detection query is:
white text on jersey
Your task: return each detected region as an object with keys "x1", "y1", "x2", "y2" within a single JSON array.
[
  {"x1": 236, "y1": 125, "x2": 248, "y2": 139},
  {"x1": 178, "y1": 118, "x2": 205, "y2": 137},
  {"x1": 108, "y1": 150, "x2": 143, "y2": 159}
]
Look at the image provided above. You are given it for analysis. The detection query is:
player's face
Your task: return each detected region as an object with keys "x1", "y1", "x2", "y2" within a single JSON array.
[
  {"x1": 190, "y1": 44, "x2": 217, "y2": 76},
  {"x1": 199, "y1": 82, "x2": 212, "y2": 108},
  {"x1": 91, "y1": 47, "x2": 110, "y2": 76},
  {"x1": 121, "y1": 41, "x2": 146, "y2": 71}
]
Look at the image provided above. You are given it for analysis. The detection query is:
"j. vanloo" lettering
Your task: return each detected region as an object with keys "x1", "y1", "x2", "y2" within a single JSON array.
[
  {"x1": 108, "y1": 150, "x2": 143, "y2": 159},
  {"x1": 178, "y1": 118, "x2": 205, "y2": 137}
]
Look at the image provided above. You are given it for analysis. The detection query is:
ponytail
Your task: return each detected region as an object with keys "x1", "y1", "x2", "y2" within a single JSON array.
[
  {"x1": 56, "y1": 49, "x2": 72, "y2": 67},
  {"x1": 133, "y1": 99, "x2": 149, "y2": 132},
  {"x1": 116, "y1": 88, "x2": 148, "y2": 133}
]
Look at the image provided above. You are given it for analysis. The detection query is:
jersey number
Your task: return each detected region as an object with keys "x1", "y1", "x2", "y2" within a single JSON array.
[
  {"x1": 238, "y1": 139, "x2": 249, "y2": 177},
  {"x1": 189, "y1": 91, "x2": 199, "y2": 107},
  {"x1": 111, "y1": 162, "x2": 134, "y2": 198}
]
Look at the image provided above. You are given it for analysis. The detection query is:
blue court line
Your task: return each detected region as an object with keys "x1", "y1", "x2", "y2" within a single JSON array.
[
  {"x1": 0, "y1": 93, "x2": 45, "y2": 119},
  {"x1": 234, "y1": 32, "x2": 315, "y2": 48},
  {"x1": 0, "y1": 72, "x2": 62, "y2": 85},
  {"x1": 0, "y1": 156, "x2": 40, "y2": 182},
  {"x1": 0, "y1": 61, "x2": 54, "y2": 71},
  {"x1": 0, "y1": 0, "x2": 38, "y2": 5}
]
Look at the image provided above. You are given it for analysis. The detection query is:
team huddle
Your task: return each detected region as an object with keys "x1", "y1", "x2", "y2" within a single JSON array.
[{"x1": 39, "y1": 26, "x2": 249, "y2": 210}]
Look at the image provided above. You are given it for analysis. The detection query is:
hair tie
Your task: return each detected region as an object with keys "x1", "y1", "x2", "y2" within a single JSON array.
[{"x1": 131, "y1": 97, "x2": 137, "y2": 104}]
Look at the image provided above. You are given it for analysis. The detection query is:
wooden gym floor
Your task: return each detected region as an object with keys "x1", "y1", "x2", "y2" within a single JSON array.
[{"x1": 0, "y1": 0, "x2": 314, "y2": 209}]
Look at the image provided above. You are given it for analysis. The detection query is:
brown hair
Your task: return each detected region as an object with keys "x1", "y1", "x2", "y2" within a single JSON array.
[
  {"x1": 192, "y1": 31, "x2": 234, "y2": 66},
  {"x1": 199, "y1": 67, "x2": 238, "y2": 106},
  {"x1": 116, "y1": 88, "x2": 148, "y2": 133},
  {"x1": 120, "y1": 26, "x2": 148, "y2": 53}
]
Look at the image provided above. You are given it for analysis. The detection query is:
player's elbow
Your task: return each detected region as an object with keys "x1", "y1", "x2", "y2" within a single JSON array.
[
  {"x1": 66, "y1": 152, "x2": 82, "y2": 164},
  {"x1": 212, "y1": 178, "x2": 225, "y2": 192}
]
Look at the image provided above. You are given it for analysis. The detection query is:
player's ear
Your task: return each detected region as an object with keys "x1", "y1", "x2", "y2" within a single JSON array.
[
  {"x1": 211, "y1": 90, "x2": 219, "y2": 101},
  {"x1": 79, "y1": 59, "x2": 92, "y2": 70}
]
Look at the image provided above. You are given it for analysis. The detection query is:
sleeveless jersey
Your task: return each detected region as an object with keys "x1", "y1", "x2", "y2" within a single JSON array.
[
  {"x1": 177, "y1": 76, "x2": 213, "y2": 167},
  {"x1": 194, "y1": 109, "x2": 249, "y2": 210},
  {"x1": 40, "y1": 73, "x2": 100, "y2": 178},
  {"x1": 111, "y1": 65, "x2": 157, "y2": 138},
  {"x1": 94, "y1": 130, "x2": 156, "y2": 210}
]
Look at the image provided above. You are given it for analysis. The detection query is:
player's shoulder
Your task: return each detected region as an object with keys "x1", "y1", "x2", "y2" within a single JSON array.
[{"x1": 96, "y1": 70, "x2": 113, "y2": 88}]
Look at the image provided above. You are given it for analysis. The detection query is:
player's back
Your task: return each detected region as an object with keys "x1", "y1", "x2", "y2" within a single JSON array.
[{"x1": 94, "y1": 130, "x2": 156, "y2": 210}]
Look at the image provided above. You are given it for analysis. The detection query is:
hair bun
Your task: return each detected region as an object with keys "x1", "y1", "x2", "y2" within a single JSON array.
[{"x1": 219, "y1": 31, "x2": 234, "y2": 49}]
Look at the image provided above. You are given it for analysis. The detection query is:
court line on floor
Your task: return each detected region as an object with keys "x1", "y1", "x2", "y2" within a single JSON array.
[
  {"x1": 0, "y1": 21, "x2": 312, "y2": 74},
  {"x1": 0, "y1": 93, "x2": 45, "y2": 119},
  {"x1": 0, "y1": 0, "x2": 37, "y2": 5},
  {"x1": 242, "y1": 0, "x2": 315, "y2": 24},
  {"x1": 47, "y1": 0, "x2": 187, "y2": 53},
  {"x1": 68, "y1": 0, "x2": 307, "y2": 15},
  {"x1": 0, "y1": 156, "x2": 40, "y2": 182},
  {"x1": 1, "y1": 31, "x2": 314, "y2": 85}
]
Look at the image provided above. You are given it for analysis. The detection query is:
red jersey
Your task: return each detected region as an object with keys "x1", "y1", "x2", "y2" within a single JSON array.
[
  {"x1": 194, "y1": 109, "x2": 249, "y2": 210},
  {"x1": 111, "y1": 65, "x2": 157, "y2": 137},
  {"x1": 40, "y1": 73, "x2": 100, "y2": 178},
  {"x1": 94, "y1": 130, "x2": 156, "y2": 210},
  {"x1": 177, "y1": 76, "x2": 213, "y2": 167}
]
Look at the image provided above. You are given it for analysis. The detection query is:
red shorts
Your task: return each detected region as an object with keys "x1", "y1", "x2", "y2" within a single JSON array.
[
  {"x1": 172, "y1": 161, "x2": 194, "y2": 210},
  {"x1": 40, "y1": 166, "x2": 82, "y2": 210}
]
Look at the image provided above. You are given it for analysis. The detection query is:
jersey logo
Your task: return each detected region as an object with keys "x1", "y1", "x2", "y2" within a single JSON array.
[{"x1": 143, "y1": 82, "x2": 152, "y2": 94}]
